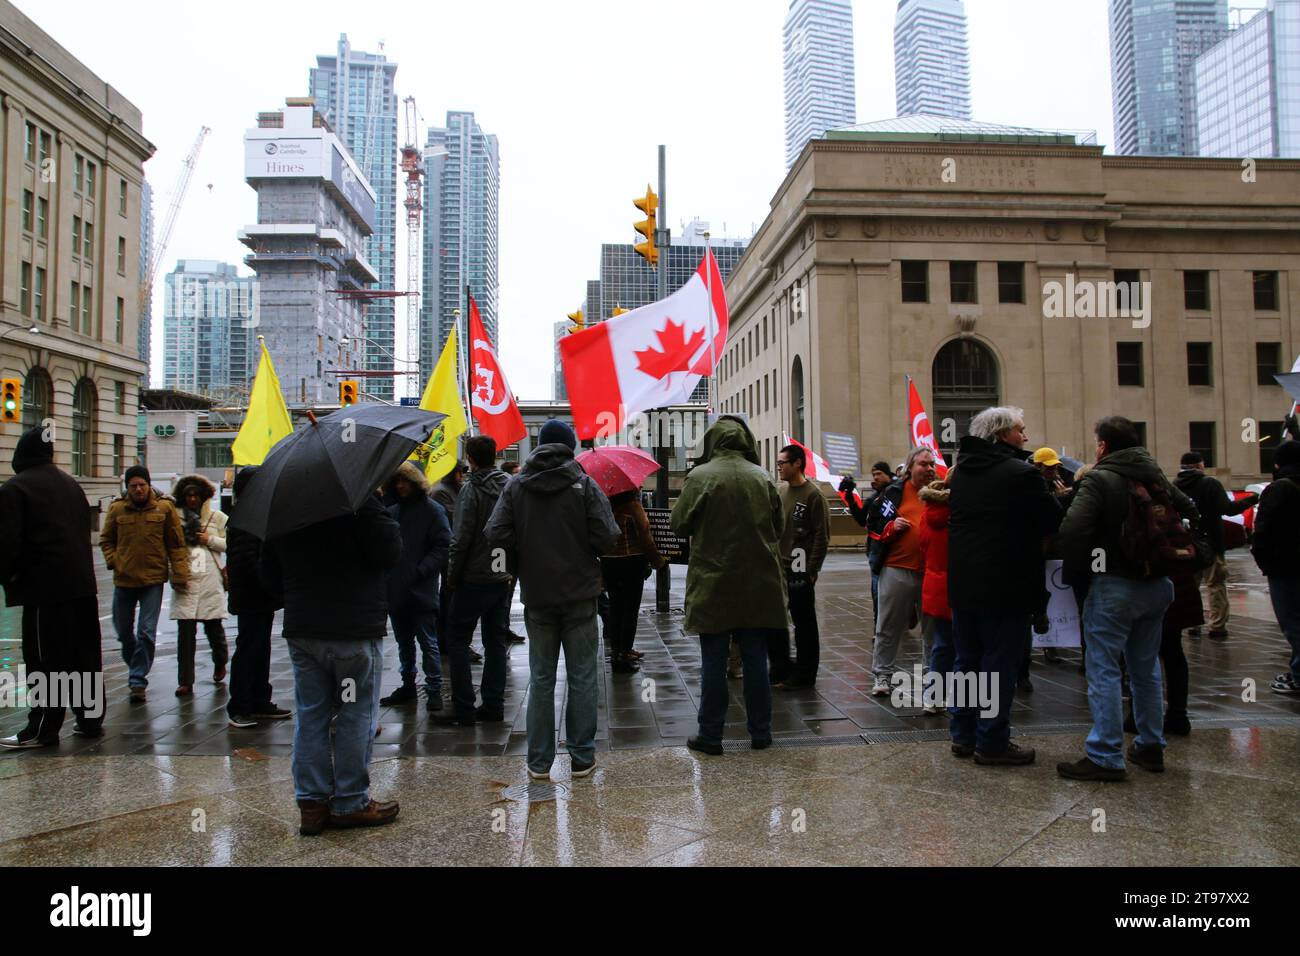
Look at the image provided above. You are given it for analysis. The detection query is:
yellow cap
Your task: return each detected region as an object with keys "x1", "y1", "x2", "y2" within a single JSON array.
[{"x1": 1032, "y1": 447, "x2": 1062, "y2": 467}]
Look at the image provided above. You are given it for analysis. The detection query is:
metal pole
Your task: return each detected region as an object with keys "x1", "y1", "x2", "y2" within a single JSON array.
[
  {"x1": 654, "y1": 144, "x2": 671, "y2": 613},
  {"x1": 705, "y1": 231, "x2": 716, "y2": 412},
  {"x1": 460, "y1": 286, "x2": 475, "y2": 437}
]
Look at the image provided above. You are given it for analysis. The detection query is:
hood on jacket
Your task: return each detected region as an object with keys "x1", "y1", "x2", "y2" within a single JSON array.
[
  {"x1": 1273, "y1": 439, "x2": 1300, "y2": 480},
  {"x1": 11, "y1": 426, "x2": 54, "y2": 473},
  {"x1": 519, "y1": 443, "x2": 586, "y2": 495},
  {"x1": 1094, "y1": 446, "x2": 1165, "y2": 484},
  {"x1": 172, "y1": 474, "x2": 216, "y2": 507},
  {"x1": 385, "y1": 460, "x2": 431, "y2": 499},
  {"x1": 918, "y1": 479, "x2": 949, "y2": 505},
  {"x1": 698, "y1": 416, "x2": 760, "y2": 466},
  {"x1": 951, "y1": 435, "x2": 1019, "y2": 473},
  {"x1": 467, "y1": 465, "x2": 508, "y2": 497},
  {"x1": 1174, "y1": 468, "x2": 1207, "y2": 494}
]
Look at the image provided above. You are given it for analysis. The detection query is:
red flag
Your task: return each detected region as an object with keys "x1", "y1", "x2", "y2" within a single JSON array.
[
  {"x1": 561, "y1": 250, "x2": 727, "y2": 440},
  {"x1": 468, "y1": 296, "x2": 525, "y2": 449},
  {"x1": 907, "y1": 376, "x2": 949, "y2": 478},
  {"x1": 783, "y1": 433, "x2": 862, "y2": 508}
]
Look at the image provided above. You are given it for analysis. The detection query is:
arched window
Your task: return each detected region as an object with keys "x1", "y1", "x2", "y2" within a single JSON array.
[
  {"x1": 71, "y1": 378, "x2": 96, "y2": 477},
  {"x1": 932, "y1": 339, "x2": 1000, "y2": 462},
  {"x1": 21, "y1": 366, "x2": 52, "y2": 431},
  {"x1": 790, "y1": 355, "x2": 805, "y2": 444}
]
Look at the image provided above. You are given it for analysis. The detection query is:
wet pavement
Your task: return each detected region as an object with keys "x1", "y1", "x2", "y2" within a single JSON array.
[{"x1": 1, "y1": 548, "x2": 1297, "y2": 865}]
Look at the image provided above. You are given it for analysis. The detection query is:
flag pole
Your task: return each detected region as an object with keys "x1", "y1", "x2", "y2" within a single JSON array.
[
  {"x1": 460, "y1": 285, "x2": 475, "y2": 437},
  {"x1": 705, "y1": 233, "x2": 717, "y2": 413}
]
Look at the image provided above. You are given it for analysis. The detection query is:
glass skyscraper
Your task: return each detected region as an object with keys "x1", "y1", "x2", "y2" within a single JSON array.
[
  {"x1": 1110, "y1": 0, "x2": 1230, "y2": 155},
  {"x1": 784, "y1": 0, "x2": 856, "y2": 169},
  {"x1": 162, "y1": 260, "x2": 258, "y2": 402},
  {"x1": 420, "y1": 111, "x2": 499, "y2": 383},
  {"x1": 1195, "y1": 0, "x2": 1300, "y2": 158},
  {"x1": 309, "y1": 35, "x2": 398, "y2": 400},
  {"x1": 138, "y1": 179, "x2": 153, "y2": 385},
  {"x1": 893, "y1": 0, "x2": 973, "y2": 120}
]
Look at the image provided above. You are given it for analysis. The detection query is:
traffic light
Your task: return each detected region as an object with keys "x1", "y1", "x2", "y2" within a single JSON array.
[
  {"x1": 633, "y1": 185, "x2": 658, "y2": 268},
  {"x1": 566, "y1": 310, "x2": 584, "y2": 335},
  {"x1": 1, "y1": 378, "x2": 19, "y2": 424},
  {"x1": 339, "y1": 380, "x2": 358, "y2": 407}
]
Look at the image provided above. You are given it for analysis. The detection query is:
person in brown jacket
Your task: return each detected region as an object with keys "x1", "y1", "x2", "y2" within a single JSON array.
[
  {"x1": 99, "y1": 465, "x2": 190, "y2": 702},
  {"x1": 600, "y1": 490, "x2": 667, "y2": 673}
]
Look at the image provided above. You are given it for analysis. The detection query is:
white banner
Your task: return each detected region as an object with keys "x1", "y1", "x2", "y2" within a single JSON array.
[{"x1": 1035, "y1": 559, "x2": 1081, "y2": 648}]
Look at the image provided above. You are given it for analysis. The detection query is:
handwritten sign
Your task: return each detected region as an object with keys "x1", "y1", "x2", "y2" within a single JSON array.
[
  {"x1": 1034, "y1": 560, "x2": 1081, "y2": 648},
  {"x1": 645, "y1": 507, "x2": 690, "y2": 566}
]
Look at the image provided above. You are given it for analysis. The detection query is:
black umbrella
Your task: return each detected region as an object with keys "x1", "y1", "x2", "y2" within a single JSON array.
[{"x1": 228, "y1": 404, "x2": 445, "y2": 540}]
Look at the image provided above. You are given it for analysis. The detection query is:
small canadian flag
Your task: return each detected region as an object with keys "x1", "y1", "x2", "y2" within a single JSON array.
[{"x1": 561, "y1": 250, "x2": 728, "y2": 439}]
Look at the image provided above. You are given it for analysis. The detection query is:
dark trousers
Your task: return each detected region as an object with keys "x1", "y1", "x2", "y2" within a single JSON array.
[
  {"x1": 176, "y1": 618, "x2": 229, "y2": 687},
  {"x1": 445, "y1": 581, "x2": 512, "y2": 717},
  {"x1": 1160, "y1": 621, "x2": 1189, "y2": 718},
  {"x1": 19, "y1": 597, "x2": 103, "y2": 741},
  {"x1": 600, "y1": 555, "x2": 647, "y2": 658},
  {"x1": 949, "y1": 609, "x2": 1028, "y2": 755},
  {"x1": 698, "y1": 629, "x2": 775, "y2": 745},
  {"x1": 228, "y1": 610, "x2": 275, "y2": 717},
  {"x1": 436, "y1": 578, "x2": 452, "y2": 654},
  {"x1": 786, "y1": 573, "x2": 820, "y2": 684},
  {"x1": 389, "y1": 604, "x2": 442, "y2": 693}
]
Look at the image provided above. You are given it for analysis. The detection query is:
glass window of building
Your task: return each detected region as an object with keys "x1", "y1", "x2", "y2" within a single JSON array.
[
  {"x1": 72, "y1": 216, "x2": 81, "y2": 253},
  {"x1": 33, "y1": 268, "x2": 45, "y2": 323},
  {"x1": 997, "y1": 262, "x2": 1024, "y2": 304},
  {"x1": 1257, "y1": 342, "x2": 1282, "y2": 386},
  {"x1": 115, "y1": 297, "x2": 124, "y2": 343},
  {"x1": 118, "y1": 179, "x2": 128, "y2": 216},
  {"x1": 38, "y1": 132, "x2": 50, "y2": 168},
  {"x1": 69, "y1": 283, "x2": 79, "y2": 329},
  {"x1": 72, "y1": 379, "x2": 96, "y2": 477},
  {"x1": 114, "y1": 381, "x2": 125, "y2": 415},
  {"x1": 21, "y1": 367, "x2": 51, "y2": 431},
  {"x1": 86, "y1": 161, "x2": 96, "y2": 197},
  {"x1": 901, "y1": 261, "x2": 929, "y2": 303},
  {"x1": 83, "y1": 222, "x2": 93, "y2": 260},
  {"x1": 24, "y1": 122, "x2": 35, "y2": 163},
  {"x1": 1189, "y1": 422, "x2": 1216, "y2": 468},
  {"x1": 1253, "y1": 271, "x2": 1278, "y2": 311},
  {"x1": 36, "y1": 197, "x2": 47, "y2": 239},
  {"x1": 1114, "y1": 269, "x2": 1143, "y2": 311},
  {"x1": 1187, "y1": 342, "x2": 1213, "y2": 386},
  {"x1": 1183, "y1": 271, "x2": 1210, "y2": 311},
  {"x1": 20, "y1": 262, "x2": 31, "y2": 314},
  {"x1": 949, "y1": 262, "x2": 978, "y2": 304},
  {"x1": 74, "y1": 155, "x2": 84, "y2": 192},
  {"x1": 117, "y1": 237, "x2": 126, "y2": 275},
  {"x1": 1132, "y1": 421, "x2": 1147, "y2": 449},
  {"x1": 1117, "y1": 342, "x2": 1144, "y2": 387},
  {"x1": 22, "y1": 190, "x2": 32, "y2": 232},
  {"x1": 82, "y1": 286, "x2": 92, "y2": 335}
]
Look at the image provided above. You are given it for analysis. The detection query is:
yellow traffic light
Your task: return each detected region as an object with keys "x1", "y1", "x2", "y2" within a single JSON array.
[
  {"x1": 1, "y1": 378, "x2": 20, "y2": 424},
  {"x1": 566, "y1": 309, "x2": 585, "y2": 335},
  {"x1": 633, "y1": 185, "x2": 658, "y2": 268},
  {"x1": 339, "y1": 380, "x2": 359, "y2": 407}
]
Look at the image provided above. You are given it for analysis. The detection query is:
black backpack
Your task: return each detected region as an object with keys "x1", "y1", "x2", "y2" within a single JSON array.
[{"x1": 1119, "y1": 480, "x2": 1209, "y2": 579}]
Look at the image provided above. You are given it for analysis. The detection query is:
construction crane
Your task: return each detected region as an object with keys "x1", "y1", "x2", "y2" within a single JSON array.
[
  {"x1": 139, "y1": 125, "x2": 210, "y2": 319},
  {"x1": 400, "y1": 95, "x2": 424, "y2": 376}
]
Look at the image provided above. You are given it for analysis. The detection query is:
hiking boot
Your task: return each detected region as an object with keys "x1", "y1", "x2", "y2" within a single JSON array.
[
  {"x1": 327, "y1": 798, "x2": 400, "y2": 830},
  {"x1": 228, "y1": 713, "x2": 258, "y2": 729},
  {"x1": 251, "y1": 704, "x2": 291, "y2": 720},
  {"x1": 974, "y1": 742, "x2": 1035, "y2": 766},
  {"x1": 1056, "y1": 756, "x2": 1127, "y2": 782},
  {"x1": 129, "y1": 686, "x2": 147, "y2": 703},
  {"x1": 1163, "y1": 712, "x2": 1191, "y2": 736},
  {"x1": 298, "y1": 799, "x2": 329, "y2": 836},
  {"x1": 687, "y1": 736, "x2": 724, "y2": 756},
  {"x1": 1270, "y1": 672, "x2": 1300, "y2": 695},
  {"x1": 1127, "y1": 742, "x2": 1165, "y2": 773},
  {"x1": 951, "y1": 740, "x2": 975, "y2": 758},
  {"x1": 380, "y1": 684, "x2": 418, "y2": 707}
]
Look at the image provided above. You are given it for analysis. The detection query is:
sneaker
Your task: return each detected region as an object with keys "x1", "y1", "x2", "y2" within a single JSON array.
[
  {"x1": 528, "y1": 766, "x2": 552, "y2": 781},
  {"x1": 426, "y1": 694, "x2": 444, "y2": 713},
  {"x1": 1163, "y1": 712, "x2": 1192, "y2": 736},
  {"x1": 327, "y1": 798, "x2": 400, "y2": 830},
  {"x1": 228, "y1": 713, "x2": 258, "y2": 729},
  {"x1": 251, "y1": 704, "x2": 291, "y2": 720},
  {"x1": 1056, "y1": 756, "x2": 1127, "y2": 782},
  {"x1": 1127, "y1": 742, "x2": 1165, "y2": 773},
  {"x1": 474, "y1": 706, "x2": 505, "y2": 722},
  {"x1": 175, "y1": 685, "x2": 192, "y2": 698},
  {"x1": 687, "y1": 735, "x2": 724, "y2": 756},
  {"x1": 1270, "y1": 672, "x2": 1300, "y2": 695},
  {"x1": 974, "y1": 742, "x2": 1036, "y2": 766},
  {"x1": 922, "y1": 704, "x2": 942, "y2": 715},
  {"x1": 571, "y1": 757, "x2": 596, "y2": 778},
  {"x1": 379, "y1": 684, "x2": 418, "y2": 707},
  {"x1": 0, "y1": 734, "x2": 55, "y2": 750},
  {"x1": 128, "y1": 686, "x2": 147, "y2": 703},
  {"x1": 951, "y1": 740, "x2": 975, "y2": 758},
  {"x1": 871, "y1": 676, "x2": 891, "y2": 697}
]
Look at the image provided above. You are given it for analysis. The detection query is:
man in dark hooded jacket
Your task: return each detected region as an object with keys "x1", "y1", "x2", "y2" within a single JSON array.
[
  {"x1": 485, "y1": 419, "x2": 618, "y2": 780},
  {"x1": 671, "y1": 416, "x2": 789, "y2": 756},
  {"x1": 380, "y1": 461, "x2": 450, "y2": 713},
  {"x1": 1174, "y1": 451, "x2": 1257, "y2": 638},
  {"x1": 1252, "y1": 440, "x2": 1300, "y2": 695},
  {"x1": 0, "y1": 427, "x2": 103, "y2": 747},
  {"x1": 435, "y1": 435, "x2": 512, "y2": 725},
  {"x1": 1056, "y1": 416, "x2": 1198, "y2": 782}
]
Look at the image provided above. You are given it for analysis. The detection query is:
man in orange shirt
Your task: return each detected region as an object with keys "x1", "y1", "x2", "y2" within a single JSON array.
[{"x1": 870, "y1": 447, "x2": 937, "y2": 696}]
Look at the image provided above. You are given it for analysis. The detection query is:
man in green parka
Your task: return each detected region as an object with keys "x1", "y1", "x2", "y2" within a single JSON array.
[{"x1": 671, "y1": 415, "x2": 790, "y2": 755}]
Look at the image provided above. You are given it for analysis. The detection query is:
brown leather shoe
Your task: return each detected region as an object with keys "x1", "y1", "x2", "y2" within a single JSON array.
[
  {"x1": 327, "y1": 798, "x2": 400, "y2": 829},
  {"x1": 298, "y1": 799, "x2": 329, "y2": 836}
]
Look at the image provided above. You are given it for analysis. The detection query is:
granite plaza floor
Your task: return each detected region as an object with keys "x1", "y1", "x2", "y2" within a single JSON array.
[{"x1": 1, "y1": 550, "x2": 1297, "y2": 866}]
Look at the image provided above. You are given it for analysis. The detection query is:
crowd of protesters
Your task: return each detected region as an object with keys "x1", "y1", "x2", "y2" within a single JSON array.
[{"x1": 1, "y1": 402, "x2": 1298, "y2": 832}]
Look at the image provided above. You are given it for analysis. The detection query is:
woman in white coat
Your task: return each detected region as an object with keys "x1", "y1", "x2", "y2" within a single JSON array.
[{"x1": 170, "y1": 474, "x2": 229, "y2": 696}]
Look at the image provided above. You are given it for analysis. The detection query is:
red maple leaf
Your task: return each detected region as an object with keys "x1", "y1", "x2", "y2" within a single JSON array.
[{"x1": 634, "y1": 318, "x2": 705, "y2": 380}]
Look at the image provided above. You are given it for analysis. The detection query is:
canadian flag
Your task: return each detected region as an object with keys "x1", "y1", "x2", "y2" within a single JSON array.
[
  {"x1": 907, "y1": 375, "x2": 949, "y2": 478},
  {"x1": 783, "y1": 434, "x2": 863, "y2": 508},
  {"x1": 561, "y1": 250, "x2": 728, "y2": 440},
  {"x1": 468, "y1": 295, "x2": 526, "y2": 449}
]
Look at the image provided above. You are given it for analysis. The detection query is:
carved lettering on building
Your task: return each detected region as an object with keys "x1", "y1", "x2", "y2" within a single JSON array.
[
  {"x1": 879, "y1": 156, "x2": 1038, "y2": 190},
  {"x1": 889, "y1": 222, "x2": 1037, "y2": 241}
]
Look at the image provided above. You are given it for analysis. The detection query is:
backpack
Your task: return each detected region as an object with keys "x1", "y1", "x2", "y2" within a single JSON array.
[{"x1": 1119, "y1": 479, "x2": 1208, "y2": 579}]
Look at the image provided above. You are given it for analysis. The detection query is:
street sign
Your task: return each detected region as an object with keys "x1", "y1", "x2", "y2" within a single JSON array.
[
  {"x1": 644, "y1": 507, "x2": 689, "y2": 565},
  {"x1": 821, "y1": 431, "x2": 861, "y2": 476},
  {"x1": 152, "y1": 424, "x2": 177, "y2": 438},
  {"x1": 399, "y1": 397, "x2": 421, "y2": 406}
]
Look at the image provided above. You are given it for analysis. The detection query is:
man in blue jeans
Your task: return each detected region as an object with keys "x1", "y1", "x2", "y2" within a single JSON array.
[
  {"x1": 1250, "y1": 438, "x2": 1300, "y2": 695},
  {"x1": 670, "y1": 416, "x2": 788, "y2": 756},
  {"x1": 1056, "y1": 415, "x2": 1198, "y2": 781},
  {"x1": 261, "y1": 494, "x2": 402, "y2": 834},
  {"x1": 486, "y1": 420, "x2": 617, "y2": 781},
  {"x1": 99, "y1": 465, "x2": 190, "y2": 703}
]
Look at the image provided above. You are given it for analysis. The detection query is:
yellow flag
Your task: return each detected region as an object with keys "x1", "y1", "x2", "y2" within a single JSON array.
[
  {"x1": 416, "y1": 329, "x2": 468, "y2": 483},
  {"x1": 232, "y1": 340, "x2": 294, "y2": 466}
]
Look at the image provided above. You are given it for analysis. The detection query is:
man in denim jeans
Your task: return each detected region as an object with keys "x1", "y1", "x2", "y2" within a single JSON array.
[
  {"x1": 486, "y1": 419, "x2": 618, "y2": 781},
  {"x1": 1056, "y1": 416, "x2": 1198, "y2": 781},
  {"x1": 261, "y1": 495, "x2": 402, "y2": 834}
]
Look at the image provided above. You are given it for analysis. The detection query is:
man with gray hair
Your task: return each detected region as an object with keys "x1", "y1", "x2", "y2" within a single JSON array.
[
  {"x1": 947, "y1": 406, "x2": 1062, "y2": 765},
  {"x1": 869, "y1": 445, "x2": 937, "y2": 696}
]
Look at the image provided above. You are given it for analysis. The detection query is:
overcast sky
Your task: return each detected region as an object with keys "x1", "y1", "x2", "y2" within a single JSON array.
[{"x1": 22, "y1": 0, "x2": 1128, "y2": 399}]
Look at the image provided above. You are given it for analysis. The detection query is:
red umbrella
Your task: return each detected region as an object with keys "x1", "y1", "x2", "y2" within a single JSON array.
[{"x1": 576, "y1": 445, "x2": 661, "y2": 497}]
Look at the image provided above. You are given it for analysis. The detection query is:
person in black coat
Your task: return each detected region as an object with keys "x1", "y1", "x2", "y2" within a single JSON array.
[
  {"x1": 259, "y1": 490, "x2": 402, "y2": 835},
  {"x1": 379, "y1": 462, "x2": 450, "y2": 712},
  {"x1": 1252, "y1": 440, "x2": 1300, "y2": 695},
  {"x1": 0, "y1": 427, "x2": 103, "y2": 747},
  {"x1": 225, "y1": 467, "x2": 289, "y2": 728}
]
